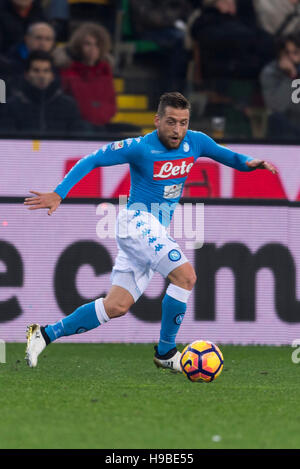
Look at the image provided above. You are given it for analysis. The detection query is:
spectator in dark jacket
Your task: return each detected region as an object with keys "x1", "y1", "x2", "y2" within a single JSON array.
[
  {"x1": 0, "y1": 50, "x2": 87, "y2": 134},
  {"x1": 191, "y1": 0, "x2": 274, "y2": 80},
  {"x1": 0, "y1": 0, "x2": 46, "y2": 54}
]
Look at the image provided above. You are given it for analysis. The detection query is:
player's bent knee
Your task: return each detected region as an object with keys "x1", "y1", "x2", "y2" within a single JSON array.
[
  {"x1": 188, "y1": 271, "x2": 197, "y2": 289},
  {"x1": 104, "y1": 301, "x2": 130, "y2": 319},
  {"x1": 168, "y1": 263, "x2": 197, "y2": 291},
  {"x1": 103, "y1": 285, "x2": 135, "y2": 319},
  {"x1": 182, "y1": 271, "x2": 197, "y2": 291}
]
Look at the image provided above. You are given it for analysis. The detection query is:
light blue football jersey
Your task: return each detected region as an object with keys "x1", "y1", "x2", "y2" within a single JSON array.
[{"x1": 54, "y1": 130, "x2": 254, "y2": 226}]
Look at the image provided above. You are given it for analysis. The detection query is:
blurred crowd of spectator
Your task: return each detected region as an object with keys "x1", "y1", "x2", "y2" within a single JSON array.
[{"x1": 0, "y1": 0, "x2": 300, "y2": 139}]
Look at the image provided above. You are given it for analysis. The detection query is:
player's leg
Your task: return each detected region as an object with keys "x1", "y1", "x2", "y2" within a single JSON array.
[
  {"x1": 158, "y1": 261, "x2": 196, "y2": 353},
  {"x1": 44, "y1": 285, "x2": 134, "y2": 341},
  {"x1": 25, "y1": 286, "x2": 134, "y2": 367},
  {"x1": 154, "y1": 262, "x2": 196, "y2": 371},
  {"x1": 119, "y1": 208, "x2": 195, "y2": 372},
  {"x1": 26, "y1": 208, "x2": 149, "y2": 367}
]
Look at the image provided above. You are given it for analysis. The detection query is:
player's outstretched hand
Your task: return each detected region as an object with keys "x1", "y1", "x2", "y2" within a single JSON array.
[
  {"x1": 24, "y1": 191, "x2": 62, "y2": 216},
  {"x1": 246, "y1": 159, "x2": 277, "y2": 174}
]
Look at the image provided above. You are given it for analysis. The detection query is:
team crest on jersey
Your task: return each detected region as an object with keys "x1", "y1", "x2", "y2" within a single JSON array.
[
  {"x1": 111, "y1": 141, "x2": 124, "y2": 151},
  {"x1": 153, "y1": 157, "x2": 194, "y2": 180},
  {"x1": 183, "y1": 142, "x2": 190, "y2": 152}
]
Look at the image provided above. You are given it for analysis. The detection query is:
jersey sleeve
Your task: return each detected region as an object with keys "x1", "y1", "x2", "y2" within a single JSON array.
[
  {"x1": 54, "y1": 138, "x2": 141, "y2": 199},
  {"x1": 192, "y1": 131, "x2": 254, "y2": 172}
]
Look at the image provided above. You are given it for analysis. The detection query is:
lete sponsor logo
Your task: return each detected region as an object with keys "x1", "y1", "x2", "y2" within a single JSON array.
[{"x1": 153, "y1": 157, "x2": 194, "y2": 180}]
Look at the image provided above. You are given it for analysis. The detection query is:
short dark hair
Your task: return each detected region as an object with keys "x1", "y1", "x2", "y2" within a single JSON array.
[
  {"x1": 25, "y1": 50, "x2": 54, "y2": 72},
  {"x1": 157, "y1": 92, "x2": 191, "y2": 117}
]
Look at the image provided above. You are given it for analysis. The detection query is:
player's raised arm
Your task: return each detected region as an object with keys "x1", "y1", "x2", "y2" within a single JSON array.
[
  {"x1": 195, "y1": 131, "x2": 277, "y2": 174},
  {"x1": 24, "y1": 138, "x2": 140, "y2": 214},
  {"x1": 55, "y1": 139, "x2": 140, "y2": 200}
]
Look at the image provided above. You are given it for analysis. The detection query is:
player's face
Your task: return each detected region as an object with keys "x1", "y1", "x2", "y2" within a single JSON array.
[{"x1": 155, "y1": 106, "x2": 190, "y2": 149}]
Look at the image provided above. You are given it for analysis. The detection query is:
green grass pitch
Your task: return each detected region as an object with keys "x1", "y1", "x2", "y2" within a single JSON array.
[{"x1": 0, "y1": 343, "x2": 299, "y2": 449}]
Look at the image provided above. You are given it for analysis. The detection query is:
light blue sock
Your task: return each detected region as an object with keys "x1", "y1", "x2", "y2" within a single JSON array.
[
  {"x1": 45, "y1": 299, "x2": 108, "y2": 342},
  {"x1": 158, "y1": 284, "x2": 191, "y2": 356}
]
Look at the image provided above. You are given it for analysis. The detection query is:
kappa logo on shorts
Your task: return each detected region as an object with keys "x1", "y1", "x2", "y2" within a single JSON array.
[
  {"x1": 168, "y1": 249, "x2": 182, "y2": 262},
  {"x1": 142, "y1": 228, "x2": 151, "y2": 238},
  {"x1": 136, "y1": 220, "x2": 146, "y2": 228},
  {"x1": 154, "y1": 243, "x2": 165, "y2": 253}
]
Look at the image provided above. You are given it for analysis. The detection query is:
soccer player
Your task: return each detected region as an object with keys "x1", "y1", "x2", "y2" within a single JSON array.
[{"x1": 24, "y1": 92, "x2": 277, "y2": 370}]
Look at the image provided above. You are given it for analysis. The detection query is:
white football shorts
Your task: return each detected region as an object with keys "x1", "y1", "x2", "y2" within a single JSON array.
[{"x1": 111, "y1": 208, "x2": 188, "y2": 302}]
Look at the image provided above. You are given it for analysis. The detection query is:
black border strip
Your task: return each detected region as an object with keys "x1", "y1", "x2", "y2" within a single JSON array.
[{"x1": 3, "y1": 196, "x2": 300, "y2": 207}]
